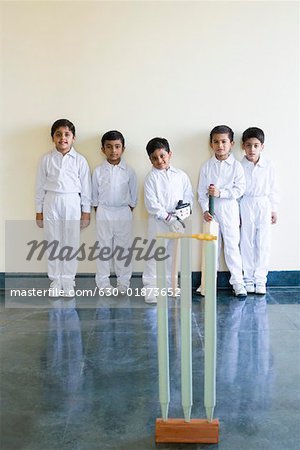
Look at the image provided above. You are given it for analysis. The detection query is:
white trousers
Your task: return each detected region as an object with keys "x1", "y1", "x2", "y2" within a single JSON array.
[
  {"x1": 142, "y1": 217, "x2": 175, "y2": 289},
  {"x1": 214, "y1": 199, "x2": 244, "y2": 285},
  {"x1": 240, "y1": 197, "x2": 271, "y2": 285},
  {"x1": 43, "y1": 192, "x2": 81, "y2": 283},
  {"x1": 95, "y1": 206, "x2": 133, "y2": 288}
]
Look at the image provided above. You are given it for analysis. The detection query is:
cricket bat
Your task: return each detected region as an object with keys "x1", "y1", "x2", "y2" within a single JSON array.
[{"x1": 197, "y1": 185, "x2": 219, "y2": 296}]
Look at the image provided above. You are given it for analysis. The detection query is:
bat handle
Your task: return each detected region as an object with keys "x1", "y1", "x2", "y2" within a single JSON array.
[{"x1": 209, "y1": 184, "x2": 215, "y2": 216}]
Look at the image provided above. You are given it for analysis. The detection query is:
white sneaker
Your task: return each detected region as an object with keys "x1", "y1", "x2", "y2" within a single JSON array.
[
  {"x1": 195, "y1": 285, "x2": 205, "y2": 296},
  {"x1": 255, "y1": 283, "x2": 266, "y2": 295},
  {"x1": 117, "y1": 284, "x2": 128, "y2": 295},
  {"x1": 245, "y1": 282, "x2": 255, "y2": 293},
  {"x1": 49, "y1": 280, "x2": 62, "y2": 297},
  {"x1": 61, "y1": 281, "x2": 75, "y2": 297},
  {"x1": 233, "y1": 283, "x2": 247, "y2": 298},
  {"x1": 144, "y1": 292, "x2": 157, "y2": 304}
]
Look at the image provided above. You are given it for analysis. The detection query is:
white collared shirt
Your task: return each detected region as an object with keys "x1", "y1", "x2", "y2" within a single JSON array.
[
  {"x1": 198, "y1": 153, "x2": 246, "y2": 212},
  {"x1": 144, "y1": 166, "x2": 193, "y2": 220},
  {"x1": 35, "y1": 147, "x2": 92, "y2": 213},
  {"x1": 241, "y1": 154, "x2": 279, "y2": 210},
  {"x1": 92, "y1": 159, "x2": 138, "y2": 208}
]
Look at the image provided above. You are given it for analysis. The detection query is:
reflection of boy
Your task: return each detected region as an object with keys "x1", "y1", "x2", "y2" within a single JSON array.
[
  {"x1": 143, "y1": 137, "x2": 193, "y2": 304},
  {"x1": 92, "y1": 130, "x2": 138, "y2": 295},
  {"x1": 35, "y1": 119, "x2": 91, "y2": 297},
  {"x1": 240, "y1": 127, "x2": 279, "y2": 295},
  {"x1": 198, "y1": 125, "x2": 246, "y2": 297}
]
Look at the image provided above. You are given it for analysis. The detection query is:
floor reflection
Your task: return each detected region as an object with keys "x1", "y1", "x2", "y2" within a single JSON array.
[
  {"x1": 45, "y1": 299, "x2": 83, "y2": 395},
  {"x1": 218, "y1": 297, "x2": 274, "y2": 432}
]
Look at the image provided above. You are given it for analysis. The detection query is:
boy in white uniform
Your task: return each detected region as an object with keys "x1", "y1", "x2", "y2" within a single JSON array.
[
  {"x1": 143, "y1": 137, "x2": 193, "y2": 304},
  {"x1": 92, "y1": 130, "x2": 138, "y2": 295},
  {"x1": 198, "y1": 125, "x2": 247, "y2": 297},
  {"x1": 35, "y1": 119, "x2": 91, "y2": 297},
  {"x1": 240, "y1": 127, "x2": 279, "y2": 295}
]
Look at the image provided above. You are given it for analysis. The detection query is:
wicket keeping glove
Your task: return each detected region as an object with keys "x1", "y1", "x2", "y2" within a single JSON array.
[{"x1": 165, "y1": 214, "x2": 185, "y2": 233}]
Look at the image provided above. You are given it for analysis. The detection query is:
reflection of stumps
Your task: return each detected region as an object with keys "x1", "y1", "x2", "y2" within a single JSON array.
[{"x1": 155, "y1": 232, "x2": 219, "y2": 444}]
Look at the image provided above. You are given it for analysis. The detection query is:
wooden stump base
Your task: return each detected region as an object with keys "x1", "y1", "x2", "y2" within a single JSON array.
[{"x1": 155, "y1": 418, "x2": 219, "y2": 443}]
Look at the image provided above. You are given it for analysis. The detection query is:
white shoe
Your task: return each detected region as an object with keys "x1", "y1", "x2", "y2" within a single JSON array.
[
  {"x1": 49, "y1": 280, "x2": 62, "y2": 298},
  {"x1": 233, "y1": 283, "x2": 247, "y2": 298},
  {"x1": 255, "y1": 283, "x2": 266, "y2": 295},
  {"x1": 117, "y1": 284, "x2": 128, "y2": 295},
  {"x1": 195, "y1": 285, "x2": 204, "y2": 296},
  {"x1": 144, "y1": 292, "x2": 157, "y2": 304},
  {"x1": 245, "y1": 282, "x2": 255, "y2": 293},
  {"x1": 61, "y1": 281, "x2": 75, "y2": 297}
]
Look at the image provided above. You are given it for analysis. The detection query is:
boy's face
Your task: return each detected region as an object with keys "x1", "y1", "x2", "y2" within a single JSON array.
[
  {"x1": 149, "y1": 147, "x2": 172, "y2": 170},
  {"x1": 210, "y1": 133, "x2": 234, "y2": 160},
  {"x1": 102, "y1": 139, "x2": 124, "y2": 165},
  {"x1": 242, "y1": 138, "x2": 264, "y2": 164},
  {"x1": 52, "y1": 126, "x2": 75, "y2": 154}
]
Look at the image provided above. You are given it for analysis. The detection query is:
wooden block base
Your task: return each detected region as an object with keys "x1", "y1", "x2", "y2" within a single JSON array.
[{"x1": 155, "y1": 418, "x2": 219, "y2": 443}]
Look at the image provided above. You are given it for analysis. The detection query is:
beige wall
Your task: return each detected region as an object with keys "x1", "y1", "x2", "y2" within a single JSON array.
[{"x1": 1, "y1": 0, "x2": 299, "y2": 273}]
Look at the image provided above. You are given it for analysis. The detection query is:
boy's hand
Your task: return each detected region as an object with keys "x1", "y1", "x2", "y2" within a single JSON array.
[
  {"x1": 208, "y1": 185, "x2": 220, "y2": 198},
  {"x1": 36, "y1": 212, "x2": 43, "y2": 228},
  {"x1": 80, "y1": 212, "x2": 90, "y2": 229},
  {"x1": 271, "y1": 212, "x2": 277, "y2": 224},
  {"x1": 203, "y1": 211, "x2": 213, "y2": 222}
]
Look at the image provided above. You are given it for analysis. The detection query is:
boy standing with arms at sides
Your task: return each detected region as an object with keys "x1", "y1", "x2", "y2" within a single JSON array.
[
  {"x1": 197, "y1": 125, "x2": 247, "y2": 297},
  {"x1": 36, "y1": 119, "x2": 91, "y2": 297},
  {"x1": 240, "y1": 127, "x2": 279, "y2": 295},
  {"x1": 92, "y1": 130, "x2": 138, "y2": 295},
  {"x1": 143, "y1": 137, "x2": 193, "y2": 304}
]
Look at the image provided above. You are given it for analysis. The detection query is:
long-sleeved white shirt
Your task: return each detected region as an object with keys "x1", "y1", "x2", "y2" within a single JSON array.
[
  {"x1": 198, "y1": 153, "x2": 246, "y2": 212},
  {"x1": 144, "y1": 166, "x2": 193, "y2": 220},
  {"x1": 35, "y1": 147, "x2": 92, "y2": 213},
  {"x1": 92, "y1": 159, "x2": 138, "y2": 208},
  {"x1": 241, "y1": 154, "x2": 279, "y2": 211}
]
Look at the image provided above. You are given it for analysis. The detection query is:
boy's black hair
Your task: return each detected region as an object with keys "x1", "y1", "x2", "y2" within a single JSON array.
[
  {"x1": 210, "y1": 125, "x2": 234, "y2": 143},
  {"x1": 242, "y1": 127, "x2": 265, "y2": 144},
  {"x1": 101, "y1": 130, "x2": 125, "y2": 147},
  {"x1": 146, "y1": 137, "x2": 170, "y2": 156},
  {"x1": 51, "y1": 119, "x2": 75, "y2": 137}
]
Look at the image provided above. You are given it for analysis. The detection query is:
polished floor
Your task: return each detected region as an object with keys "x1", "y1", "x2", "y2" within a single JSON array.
[{"x1": 1, "y1": 280, "x2": 300, "y2": 450}]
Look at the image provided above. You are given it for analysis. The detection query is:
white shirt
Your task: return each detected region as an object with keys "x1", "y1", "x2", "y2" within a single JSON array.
[
  {"x1": 241, "y1": 154, "x2": 279, "y2": 211},
  {"x1": 144, "y1": 166, "x2": 193, "y2": 220},
  {"x1": 35, "y1": 147, "x2": 92, "y2": 213},
  {"x1": 92, "y1": 159, "x2": 138, "y2": 208},
  {"x1": 198, "y1": 153, "x2": 246, "y2": 212}
]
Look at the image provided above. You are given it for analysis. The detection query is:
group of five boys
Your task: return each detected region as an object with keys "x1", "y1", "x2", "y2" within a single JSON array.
[{"x1": 35, "y1": 120, "x2": 278, "y2": 302}]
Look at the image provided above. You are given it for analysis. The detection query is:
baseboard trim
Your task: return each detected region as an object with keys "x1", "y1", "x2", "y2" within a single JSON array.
[{"x1": 1, "y1": 271, "x2": 299, "y2": 290}]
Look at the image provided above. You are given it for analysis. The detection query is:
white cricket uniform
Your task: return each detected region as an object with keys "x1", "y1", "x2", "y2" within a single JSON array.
[
  {"x1": 92, "y1": 159, "x2": 138, "y2": 289},
  {"x1": 35, "y1": 147, "x2": 91, "y2": 283},
  {"x1": 240, "y1": 155, "x2": 279, "y2": 285},
  {"x1": 142, "y1": 166, "x2": 194, "y2": 289},
  {"x1": 198, "y1": 154, "x2": 246, "y2": 285}
]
